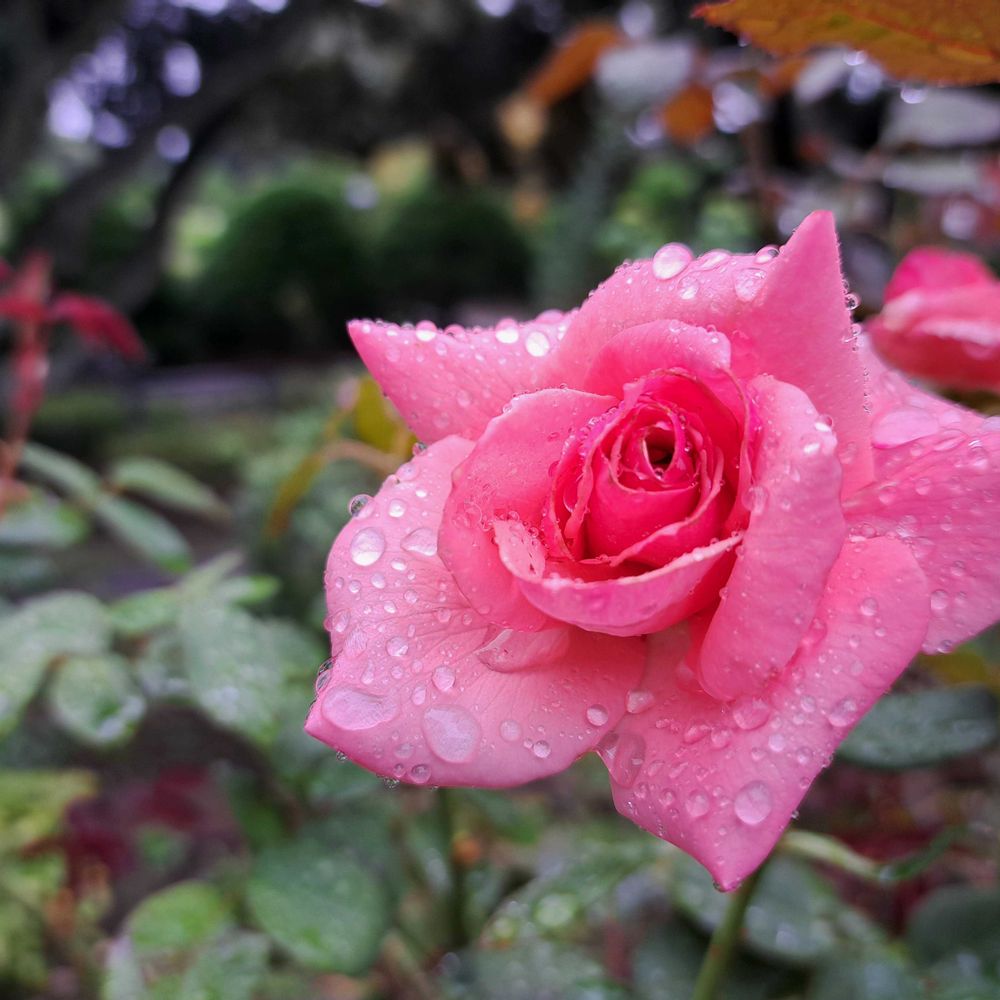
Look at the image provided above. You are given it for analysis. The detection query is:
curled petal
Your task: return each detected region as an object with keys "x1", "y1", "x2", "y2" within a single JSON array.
[
  {"x1": 602, "y1": 536, "x2": 929, "y2": 891},
  {"x1": 697, "y1": 375, "x2": 845, "y2": 701}
]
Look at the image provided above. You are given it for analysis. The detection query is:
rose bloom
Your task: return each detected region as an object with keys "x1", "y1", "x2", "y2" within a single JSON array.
[
  {"x1": 869, "y1": 245, "x2": 1000, "y2": 393},
  {"x1": 306, "y1": 213, "x2": 1000, "y2": 889}
]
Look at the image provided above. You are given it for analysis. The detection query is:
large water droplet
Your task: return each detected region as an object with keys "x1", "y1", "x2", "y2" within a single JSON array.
[
  {"x1": 827, "y1": 697, "x2": 857, "y2": 728},
  {"x1": 432, "y1": 665, "x2": 455, "y2": 692},
  {"x1": 685, "y1": 790, "x2": 710, "y2": 818},
  {"x1": 652, "y1": 242, "x2": 692, "y2": 280},
  {"x1": 349, "y1": 494, "x2": 372, "y2": 517},
  {"x1": 350, "y1": 527, "x2": 385, "y2": 567},
  {"x1": 626, "y1": 690, "x2": 654, "y2": 714},
  {"x1": 524, "y1": 329, "x2": 551, "y2": 357},
  {"x1": 322, "y1": 686, "x2": 398, "y2": 730},
  {"x1": 422, "y1": 705, "x2": 481, "y2": 763},
  {"x1": 734, "y1": 267, "x2": 766, "y2": 302},
  {"x1": 401, "y1": 527, "x2": 438, "y2": 557},
  {"x1": 734, "y1": 781, "x2": 772, "y2": 826},
  {"x1": 586, "y1": 705, "x2": 609, "y2": 727},
  {"x1": 731, "y1": 696, "x2": 770, "y2": 731},
  {"x1": 500, "y1": 719, "x2": 522, "y2": 742}
]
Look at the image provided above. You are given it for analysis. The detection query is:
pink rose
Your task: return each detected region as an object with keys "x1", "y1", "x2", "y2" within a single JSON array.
[
  {"x1": 306, "y1": 212, "x2": 1000, "y2": 889},
  {"x1": 868, "y1": 246, "x2": 1000, "y2": 392}
]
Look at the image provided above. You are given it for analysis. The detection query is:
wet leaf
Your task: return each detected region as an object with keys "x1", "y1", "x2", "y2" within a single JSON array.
[
  {"x1": 94, "y1": 495, "x2": 192, "y2": 574},
  {"x1": 0, "y1": 493, "x2": 89, "y2": 549},
  {"x1": 48, "y1": 653, "x2": 146, "y2": 746},
  {"x1": 247, "y1": 837, "x2": 389, "y2": 974},
  {"x1": 838, "y1": 686, "x2": 999, "y2": 769},
  {"x1": 109, "y1": 456, "x2": 228, "y2": 520},
  {"x1": 19, "y1": 443, "x2": 101, "y2": 500},
  {"x1": 696, "y1": 0, "x2": 1000, "y2": 85}
]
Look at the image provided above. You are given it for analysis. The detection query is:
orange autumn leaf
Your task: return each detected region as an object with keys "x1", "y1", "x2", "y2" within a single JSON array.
[
  {"x1": 696, "y1": 0, "x2": 1000, "y2": 85},
  {"x1": 660, "y1": 83, "x2": 716, "y2": 146},
  {"x1": 523, "y1": 20, "x2": 626, "y2": 107}
]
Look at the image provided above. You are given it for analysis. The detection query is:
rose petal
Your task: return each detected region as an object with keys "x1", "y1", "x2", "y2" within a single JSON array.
[
  {"x1": 697, "y1": 375, "x2": 845, "y2": 701},
  {"x1": 440, "y1": 387, "x2": 617, "y2": 630},
  {"x1": 348, "y1": 312, "x2": 572, "y2": 443},
  {"x1": 846, "y1": 353, "x2": 1000, "y2": 653},
  {"x1": 306, "y1": 436, "x2": 644, "y2": 785},
  {"x1": 501, "y1": 519, "x2": 742, "y2": 636},
  {"x1": 601, "y1": 536, "x2": 929, "y2": 891},
  {"x1": 564, "y1": 211, "x2": 873, "y2": 494},
  {"x1": 883, "y1": 246, "x2": 994, "y2": 302}
]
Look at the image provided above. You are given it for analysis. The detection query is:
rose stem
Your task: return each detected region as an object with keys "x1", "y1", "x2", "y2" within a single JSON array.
[
  {"x1": 690, "y1": 859, "x2": 767, "y2": 1000},
  {"x1": 436, "y1": 786, "x2": 469, "y2": 949}
]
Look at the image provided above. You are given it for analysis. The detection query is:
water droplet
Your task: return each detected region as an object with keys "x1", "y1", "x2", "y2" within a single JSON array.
[
  {"x1": 495, "y1": 325, "x2": 519, "y2": 344},
  {"x1": 930, "y1": 589, "x2": 949, "y2": 612},
  {"x1": 532, "y1": 740, "x2": 551, "y2": 759},
  {"x1": 315, "y1": 658, "x2": 333, "y2": 693},
  {"x1": 524, "y1": 329, "x2": 551, "y2": 357},
  {"x1": 432, "y1": 665, "x2": 455, "y2": 692},
  {"x1": 401, "y1": 527, "x2": 438, "y2": 557},
  {"x1": 626, "y1": 690, "x2": 654, "y2": 714},
  {"x1": 734, "y1": 267, "x2": 766, "y2": 302},
  {"x1": 827, "y1": 698, "x2": 857, "y2": 728},
  {"x1": 322, "y1": 687, "x2": 398, "y2": 730},
  {"x1": 744, "y1": 484, "x2": 768, "y2": 515},
  {"x1": 422, "y1": 705, "x2": 481, "y2": 763},
  {"x1": 734, "y1": 781, "x2": 772, "y2": 826},
  {"x1": 731, "y1": 696, "x2": 770, "y2": 731},
  {"x1": 349, "y1": 494, "x2": 372, "y2": 517},
  {"x1": 586, "y1": 705, "x2": 609, "y2": 727},
  {"x1": 409, "y1": 763, "x2": 431, "y2": 784},
  {"x1": 685, "y1": 790, "x2": 710, "y2": 818},
  {"x1": 652, "y1": 242, "x2": 692, "y2": 280},
  {"x1": 860, "y1": 597, "x2": 879, "y2": 617},
  {"x1": 350, "y1": 527, "x2": 385, "y2": 567},
  {"x1": 500, "y1": 719, "x2": 522, "y2": 742},
  {"x1": 754, "y1": 245, "x2": 779, "y2": 263},
  {"x1": 388, "y1": 498, "x2": 407, "y2": 518},
  {"x1": 386, "y1": 636, "x2": 409, "y2": 658}
]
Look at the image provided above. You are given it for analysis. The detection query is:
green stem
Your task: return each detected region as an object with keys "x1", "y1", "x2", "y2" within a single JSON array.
[
  {"x1": 436, "y1": 787, "x2": 468, "y2": 949},
  {"x1": 691, "y1": 861, "x2": 767, "y2": 1000}
]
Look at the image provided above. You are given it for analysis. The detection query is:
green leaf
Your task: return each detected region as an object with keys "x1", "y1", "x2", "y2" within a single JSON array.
[
  {"x1": 634, "y1": 920, "x2": 792, "y2": 1000},
  {"x1": 907, "y1": 885, "x2": 1000, "y2": 969},
  {"x1": 177, "y1": 931, "x2": 269, "y2": 1000},
  {"x1": 0, "y1": 592, "x2": 110, "y2": 737},
  {"x1": 128, "y1": 882, "x2": 232, "y2": 956},
  {"x1": 108, "y1": 588, "x2": 180, "y2": 637},
  {"x1": 808, "y1": 953, "x2": 927, "y2": 1000},
  {"x1": 672, "y1": 855, "x2": 883, "y2": 967},
  {"x1": 440, "y1": 939, "x2": 630, "y2": 1000},
  {"x1": 109, "y1": 457, "x2": 228, "y2": 520},
  {"x1": 0, "y1": 493, "x2": 89, "y2": 549},
  {"x1": 178, "y1": 604, "x2": 284, "y2": 742},
  {"x1": 19, "y1": 443, "x2": 101, "y2": 500},
  {"x1": 0, "y1": 769, "x2": 95, "y2": 852},
  {"x1": 93, "y1": 495, "x2": 192, "y2": 574},
  {"x1": 214, "y1": 574, "x2": 280, "y2": 607},
  {"x1": 47, "y1": 653, "x2": 145, "y2": 746},
  {"x1": 246, "y1": 837, "x2": 390, "y2": 974},
  {"x1": 839, "y1": 686, "x2": 1000, "y2": 769}
]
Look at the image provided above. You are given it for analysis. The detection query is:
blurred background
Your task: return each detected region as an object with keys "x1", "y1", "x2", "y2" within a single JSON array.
[{"x1": 1, "y1": 1, "x2": 1000, "y2": 998}]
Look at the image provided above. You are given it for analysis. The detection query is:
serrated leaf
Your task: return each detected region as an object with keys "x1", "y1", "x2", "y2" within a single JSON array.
[
  {"x1": 696, "y1": 0, "x2": 1000, "y2": 86},
  {"x1": 48, "y1": 653, "x2": 145, "y2": 746},
  {"x1": 19, "y1": 443, "x2": 101, "y2": 500},
  {"x1": 247, "y1": 837, "x2": 389, "y2": 974},
  {"x1": 838, "y1": 686, "x2": 999, "y2": 769},
  {"x1": 178, "y1": 604, "x2": 283, "y2": 742},
  {"x1": 93, "y1": 495, "x2": 192, "y2": 574},
  {"x1": 0, "y1": 592, "x2": 110, "y2": 737},
  {"x1": 109, "y1": 457, "x2": 228, "y2": 520},
  {"x1": 0, "y1": 493, "x2": 89, "y2": 549}
]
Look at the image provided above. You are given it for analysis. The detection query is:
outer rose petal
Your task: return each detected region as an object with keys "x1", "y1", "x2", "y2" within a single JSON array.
[
  {"x1": 440, "y1": 388, "x2": 617, "y2": 631},
  {"x1": 869, "y1": 284, "x2": 1000, "y2": 392},
  {"x1": 348, "y1": 312, "x2": 572, "y2": 444},
  {"x1": 883, "y1": 246, "x2": 994, "y2": 301},
  {"x1": 697, "y1": 375, "x2": 845, "y2": 701},
  {"x1": 306, "y1": 436, "x2": 644, "y2": 785},
  {"x1": 561, "y1": 212, "x2": 874, "y2": 494},
  {"x1": 847, "y1": 346, "x2": 1000, "y2": 653},
  {"x1": 601, "y1": 536, "x2": 929, "y2": 891}
]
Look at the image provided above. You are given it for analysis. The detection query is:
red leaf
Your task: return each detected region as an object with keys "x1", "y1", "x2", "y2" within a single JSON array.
[{"x1": 48, "y1": 293, "x2": 146, "y2": 361}]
